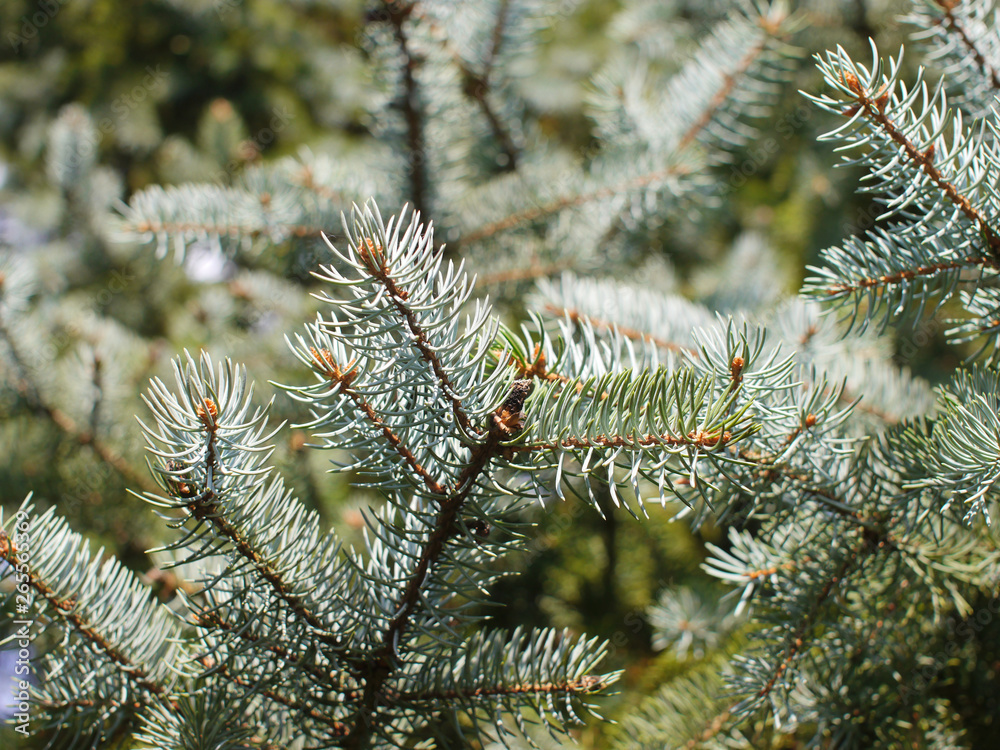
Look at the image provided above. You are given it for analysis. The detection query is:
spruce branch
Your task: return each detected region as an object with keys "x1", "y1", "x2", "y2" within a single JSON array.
[
  {"x1": 457, "y1": 4, "x2": 796, "y2": 245},
  {"x1": 194, "y1": 610, "x2": 342, "y2": 690},
  {"x1": 293, "y1": 163, "x2": 348, "y2": 207},
  {"x1": 518, "y1": 273, "x2": 715, "y2": 380},
  {"x1": 274, "y1": 203, "x2": 620, "y2": 744},
  {"x1": 421, "y1": 0, "x2": 521, "y2": 171},
  {"x1": 908, "y1": 0, "x2": 1000, "y2": 118},
  {"x1": 836, "y1": 68, "x2": 1000, "y2": 258},
  {"x1": 309, "y1": 345, "x2": 449, "y2": 497},
  {"x1": 929, "y1": 0, "x2": 1000, "y2": 91},
  {"x1": 286, "y1": 202, "x2": 511, "y2": 494},
  {"x1": 947, "y1": 286, "x2": 1000, "y2": 359},
  {"x1": 674, "y1": 25, "x2": 776, "y2": 155},
  {"x1": 804, "y1": 41, "x2": 1000, "y2": 331},
  {"x1": 2, "y1": 532, "x2": 167, "y2": 699},
  {"x1": 0, "y1": 315, "x2": 158, "y2": 495},
  {"x1": 747, "y1": 543, "x2": 860, "y2": 713},
  {"x1": 511, "y1": 365, "x2": 758, "y2": 513},
  {"x1": 116, "y1": 181, "x2": 336, "y2": 260},
  {"x1": 1, "y1": 501, "x2": 185, "y2": 741},
  {"x1": 393, "y1": 626, "x2": 614, "y2": 742},
  {"x1": 770, "y1": 299, "x2": 935, "y2": 427},
  {"x1": 342, "y1": 227, "x2": 481, "y2": 439},
  {"x1": 683, "y1": 706, "x2": 734, "y2": 750},
  {"x1": 895, "y1": 364, "x2": 1000, "y2": 522},
  {"x1": 818, "y1": 253, "x2": 990, "y2": 296},
  {"x1": 473, "y1": 260, "x2": 576, "y2": 288},
  {"x1": 197, "y1": 655, "x2": 350, "y2": 737},
  {"x1": 457, "y1": 159, "x2": 692, "y2": 245},
  {"x1": 703, "y1": 523, "x2": 875, "y2": 730},
  {"x1": 140, "y1": 352, "x2": 361, "y2": 660},
  {"x1": 342, "y1": 378, "x2": 532, "y2": 747}
]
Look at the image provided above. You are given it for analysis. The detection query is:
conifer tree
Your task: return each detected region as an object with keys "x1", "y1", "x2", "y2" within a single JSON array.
[{"x1": 4, "y1": 0, "x2": 1000, "y2": 748}]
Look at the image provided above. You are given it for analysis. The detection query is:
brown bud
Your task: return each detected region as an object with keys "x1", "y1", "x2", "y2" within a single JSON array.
[
  {"x1": 359, "y1": 237, "x2": 386, "y2": 275},
  {"x1": 196, "y1": 398, "x2": 218, "y2": 421},
  {"x1": 165, "y1": 460, "x2": 198, "y2": 499},
  {"x1": 842, "y1": 71, "x2": 863, "y2": 95},
  {"x1": 875, "y1": 88, "x2": 890, "y2": 113},
  {"x1": 730, "y1": 356, "x2": 745, "y2": 385},
  {"x1": 289, "y1": 431, "x2": 307, "y2": 452},
  {"x1": 495, "y1": 380, "x2": 533, "y2": 435}
]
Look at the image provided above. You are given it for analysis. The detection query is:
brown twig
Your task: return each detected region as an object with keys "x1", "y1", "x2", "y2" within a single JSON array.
[
  {"x1": 309, "y1": 347, "x2": 448, "y2": 498},
  {"x1": 356, "y1": 238, "x2": 482, "y2": 437},
  {"x1": 548, "y1": 305, "x2": 700, "y2": 356},
  {"x1": 824, "y1": 257, "x2": 993, "y2": 296},
  {"x1": 128, "y1": 219, "x2": 324, "y2": 239},
  {"x1": 383, "y1": 1, "x2": 430, "y2": 220},
  {"x1": 341, "y1": 381, "x2": 532, "y2": 749},
  {"x1": 397, "y1": 675, "x2": 605, "y2": 703}
]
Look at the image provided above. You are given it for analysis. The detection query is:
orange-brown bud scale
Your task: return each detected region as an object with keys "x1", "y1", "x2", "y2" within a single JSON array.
[
  {"x1": 521, "y1": 343, "x2": 548, "y2": 378},
  {"x1": 309, "y1": 347, "x2": 359, "y2": 391},
  {"x1": 309, "y1": 346, "x2": 336, "y2": 372},
  {"x1": 730, "y1": 355, "x2": 745, "y2": 385},
  {"x1": 495, "y1": 408, "x2": 525, "y2": 435},
  {"x1": 359, "y1": 237, "x2": 386, "y2": 275},
  {"x1": 874, "y1": 87, "x2": 890, "y2": 113},
  {"x1": 196, "y1": 399, "x2": 218, "y2": 425},
  {"x1": 842, "y1": 71, "x2": 863, "y2": 96}
]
